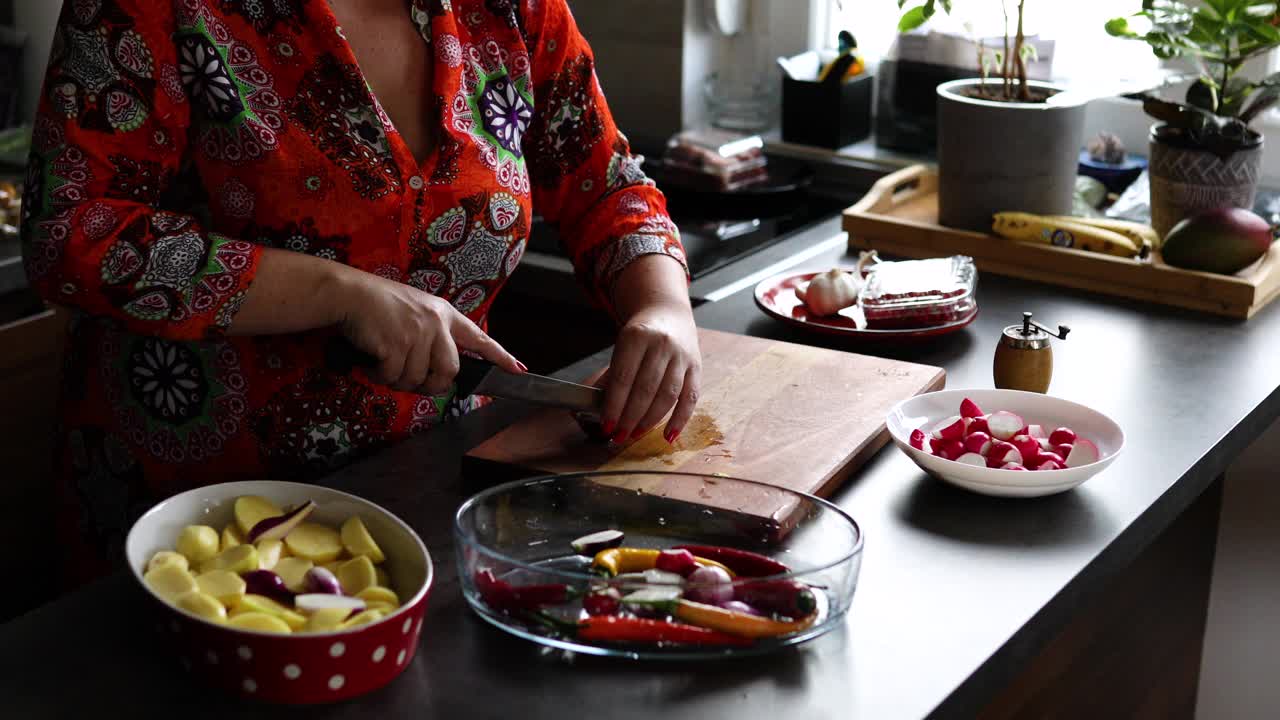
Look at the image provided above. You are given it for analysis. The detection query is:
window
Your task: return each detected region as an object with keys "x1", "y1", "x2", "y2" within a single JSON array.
[{"x1": 818, "y1": 0, "x2": 1159, "y2": 85}]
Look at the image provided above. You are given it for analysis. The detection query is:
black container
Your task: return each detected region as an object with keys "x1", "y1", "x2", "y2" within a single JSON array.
[
  {"x1": 781, "y1": 71, "x2": 873, "y2": 149},
  {"x1": 874, "y1": 59, "x2": 971, "y2": 154}
]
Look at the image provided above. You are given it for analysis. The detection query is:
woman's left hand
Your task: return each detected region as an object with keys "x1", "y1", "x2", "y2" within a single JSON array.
[{"x1": 599, "y1": 300, "x2": 702, "y2": 445}]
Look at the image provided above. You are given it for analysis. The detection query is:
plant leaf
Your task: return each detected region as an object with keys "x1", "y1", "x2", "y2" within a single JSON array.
[
  {"x1": 898, "y1": 5, "x2": 929, "y2": 32},
  {"x1": 1105, "y1": 17, "x2": 1138, "y2": 37}
]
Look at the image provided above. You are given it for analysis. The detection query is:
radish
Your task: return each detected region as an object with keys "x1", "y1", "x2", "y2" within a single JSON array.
[
  {"x1": 1037, "y1": 437, "x2": 1052, "y2": 451},
  {"x1": 909, "y1": 428, "x2": 929, "y2": 451},
  {"x1": 1001, "y1": 463, "x2": 1028, "y2": 471},
  {"x1": 1049, "y1": 427, "x2": 1077, "y2": 446},
  {"x1": 987, "y1": 411, "x2": 1025, "y2": 441},
  {"x1": 967, "y1": 416, "x2": 990, "y2": 436},
  {"x1": 959, "y1": 398, "x2": 984, "y2": 419},
  {"x1": 303, "y1": 566, "x2": 343, "y2": 595},
  {"x1": 685, "y1": 566, "x2": 734, "y2": 605},
  {"x1": 986, "y1": 442, "x2": 1022, "y2": 468},
  {"x1": 1037, "y1": 450, "x2": 1065, "y2": 466},
  {"x1": 571, "y1": 529, "x2": 625, "y2": 556},
  {"x1": 246, "y1": 500, "x2": 316, "y2": 543},
  {"x1": 1054, "y1": 442, "x2": 1073, "y2": 458},
  {"x1": 955, "y1": 452, "x2": 987, "y2": 466},
  {"x1": 1010, "y1": 434, "x2": 1040, "y2": 460},
  {"x1": 931, "y1": 415, "x2": 967, "y2": 442},
  {"x1": 963, "y1": 431, "x2": 993, "y2": 456},
  {"x1": 1027, "y1": 424, "x2": 1047, "y2": 439},
  {"x1": 1035, "y1": 460, "x2": 1064, "y2": 471},
  {"x1": 932, "y1": 439, "x2": 964, "y2": 461},
  {"x1": 1065, "y1": 439, "x2": 1100, "y2": 467}
]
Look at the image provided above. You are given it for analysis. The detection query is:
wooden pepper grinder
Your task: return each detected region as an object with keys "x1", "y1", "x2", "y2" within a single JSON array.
[{"x1": 993, "y1": 312, "x2": 1070, "y2": 393}]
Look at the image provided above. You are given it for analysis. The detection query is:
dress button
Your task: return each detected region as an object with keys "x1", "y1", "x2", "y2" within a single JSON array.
[{"x1": 409, "y1": 175, "x2": 424, "y2": 190}]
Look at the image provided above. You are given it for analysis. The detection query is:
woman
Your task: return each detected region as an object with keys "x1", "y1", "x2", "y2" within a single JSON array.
[{"x1": 23, "y1": 0, "x2": 699, "y2": 582}]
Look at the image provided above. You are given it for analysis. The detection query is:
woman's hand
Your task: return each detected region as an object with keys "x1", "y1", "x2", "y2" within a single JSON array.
[
  {"x1": 600, "y1": 299, "x2": 701, "y2": 444},
  {"x1": 334, "y1": 267, "x2": 524, "y2": 394}
]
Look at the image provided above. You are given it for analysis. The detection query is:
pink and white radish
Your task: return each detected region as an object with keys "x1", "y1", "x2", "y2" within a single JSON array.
[
  {"x1": 1001, "y1": 463, "x2": 1028, "y2": 471},
  {"x1": 955, "y1": 452, "x2": 987, "y2": 467},
  {"x1": 1026, "y1": 424, "x2": 1048, "y2": 440},
  {"x1": 1065, "y1": 439, "x2": 1100, "y2": 467},
  {"x1": 930, "y1": 415, "x2": 967, "y2": 442},
  {"x1": 295, "y1": 593, "x2": 366, "y2": 614},
  {"x1": 1036, "y1": 451, "x2": 1065, "y2": 466},
  {"x1": 909, "y1": 428, "x2": 929, "y2": 451},
  {"x1": 1035, "y1": 460, "x2": 1064, "y2": 471},
  {"x1": 1010, "y1": 434, "x2": 1040, "y2": 460},
  {"x1": 986, "y1": 411, "x2": 1026, "y2": 441},
  {"x1": 1054, "y1": 443, "x2": 1073, "y2": 458},
  {"x1": 963, "y1": 431, "x2": 993, "y2": 456},
  {"x1": 960, "y1": 398, "x2": 984, "y2": 419},
  {"x1": 1049, "y1": 427, "x2": 1078, "y2": 446},
  {"x1": 966, "y1": 416, "x2": 989, "y2": 436},
  {"x1": 932, "y1": 439, "x2": 964, "y2": 461},
  {"x1": 986, "y1": 441, "x2": 1022, "y2": 468}
]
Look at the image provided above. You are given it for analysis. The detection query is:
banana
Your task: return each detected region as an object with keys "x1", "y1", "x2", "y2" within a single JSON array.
[
  {"x1": 992, "y1": 211, "x2": 1145, "y2": 259},
  {"x1": 1043, "y1": 215, "x2": 1161, "y2": 251}
]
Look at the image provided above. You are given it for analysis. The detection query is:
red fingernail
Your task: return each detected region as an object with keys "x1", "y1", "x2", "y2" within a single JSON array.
[
  {"x1": 516, "y1": 361, "x2": 528, "y2": 373},
  {"x1": 602, "y1": 419, "x2": 616, "y2": 436},
  {"x1": 611, "y1": 430, "x2": 629, "y2": 445},
  {"x1": 666, "y1": 429, "x2": 681, "y2": 444},
  {"x1": 631, "y1": 427, "x2": 647, "y2": 440}
]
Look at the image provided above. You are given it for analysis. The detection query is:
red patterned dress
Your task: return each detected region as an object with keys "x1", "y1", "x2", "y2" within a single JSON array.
[{"x1": 23, "y1": 0, "x2": 685, "y2": 580}]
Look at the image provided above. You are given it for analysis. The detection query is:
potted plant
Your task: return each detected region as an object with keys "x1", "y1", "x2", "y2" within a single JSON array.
[
  {"x1": 897, "y1": 1, "x2": 1088, "y2": 231},
  {"x1": 1106, "y1": 1, "x2": 1280, "y2": 239}
]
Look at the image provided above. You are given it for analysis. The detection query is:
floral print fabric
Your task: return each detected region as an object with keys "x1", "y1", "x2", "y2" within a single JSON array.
[{"x1": 23, "y1": 0, "x2": 684, "y2": 579}]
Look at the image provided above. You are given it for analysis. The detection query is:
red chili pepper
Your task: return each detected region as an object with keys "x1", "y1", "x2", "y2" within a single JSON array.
[
  {"x1": 672, "y1": 545, "x2": 790, "y2": 577},
  {"x1": 473, "y1": 569, "x2": 570, "y2": 611},
  {"x1": 577, "y1": 616, "x2": 753, "y2": 646},
  {"x1": 735, "y1": 579, "x2": 817, "y2": 618}
]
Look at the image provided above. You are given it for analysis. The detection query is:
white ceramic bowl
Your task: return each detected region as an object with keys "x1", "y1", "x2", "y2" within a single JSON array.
[{"x1": 886, "y1": 389, "x2": 1125, "y2": 497}]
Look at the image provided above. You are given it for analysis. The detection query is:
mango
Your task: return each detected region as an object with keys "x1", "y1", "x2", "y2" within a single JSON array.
[{"x1": 1162, "y1": 207, "x2": 1272, "y2": 274}]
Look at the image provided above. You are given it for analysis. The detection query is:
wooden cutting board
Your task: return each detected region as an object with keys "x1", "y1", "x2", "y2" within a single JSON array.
[{"x1": 465, "y1": 329, "x2": 945, "y2": 528}]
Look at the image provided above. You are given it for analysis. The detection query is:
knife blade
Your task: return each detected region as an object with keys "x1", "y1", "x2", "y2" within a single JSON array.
[{"x1": 324, "y1": 337, "x2": 603, "y2": 413}]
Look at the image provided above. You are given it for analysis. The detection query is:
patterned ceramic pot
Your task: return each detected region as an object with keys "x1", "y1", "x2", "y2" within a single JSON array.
[
  {"x1": 125, "y1": 481, "x2": 432, "y2": 704},
  {"x1": 1149, "y1": 124, "x2": 1263, "y2": 240}
]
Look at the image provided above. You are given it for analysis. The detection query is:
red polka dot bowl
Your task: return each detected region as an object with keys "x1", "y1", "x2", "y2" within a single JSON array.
[{"x1": 125, "y1": 480, "x2": 432, "y2": 704}]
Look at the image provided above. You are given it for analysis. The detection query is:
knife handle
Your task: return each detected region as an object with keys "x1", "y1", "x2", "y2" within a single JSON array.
[{"x1": 323, "y1": 337, "x2": 493, "y2": 398}]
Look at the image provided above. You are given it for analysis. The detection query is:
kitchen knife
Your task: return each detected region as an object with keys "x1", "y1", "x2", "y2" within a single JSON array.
[{"x1": 324, "y1": 338, "x2": 603, "y2": 413}]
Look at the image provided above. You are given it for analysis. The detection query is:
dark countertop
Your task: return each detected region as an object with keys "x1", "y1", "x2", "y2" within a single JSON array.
[{"x1": 7, "y1": 224, "x2": 1280, "y2": 719}]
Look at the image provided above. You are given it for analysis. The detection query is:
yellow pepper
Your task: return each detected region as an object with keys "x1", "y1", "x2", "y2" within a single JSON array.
[
  {"x1": 674, "y1": 599, "x2": 816, "y2": 639},
  {"x1": 590, "y1": 547, "x2": 735, "y2": 577}
]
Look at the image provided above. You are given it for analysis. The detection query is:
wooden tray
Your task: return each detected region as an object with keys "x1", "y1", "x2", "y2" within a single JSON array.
[{"x1": 843, "y1": 165, "x2": 1280, "y2": 319}]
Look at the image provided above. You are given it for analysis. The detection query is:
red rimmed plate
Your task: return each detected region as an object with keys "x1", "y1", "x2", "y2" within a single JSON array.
[{"x1": 753, "y1": 270, "x2": 979, "y2": 340}]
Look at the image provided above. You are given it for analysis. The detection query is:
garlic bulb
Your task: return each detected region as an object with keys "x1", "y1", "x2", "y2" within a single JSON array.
[{"x1": 797, "y1": 268, "x2": 860, "y2": 316}]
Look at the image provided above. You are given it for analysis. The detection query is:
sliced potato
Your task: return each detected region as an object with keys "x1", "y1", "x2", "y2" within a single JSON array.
[
  {"x1": 195, "y1": 569, "x2": 247, "y2": 606},
  {"x1": 340, "y1": 516, "x2": 385, "y2": 564},
  {"x1": 231, "y1": 593, "x2": 305, "y2": 629},
  {"x1": 273, "y1": 557, "x2": 314, "y2": 593},
  {"x1": 339, "y1": 609, "x2": 385, "y2": 629},
  {"x1": 146, "y1": 551, "x2": 188, "y2": 574},
  {"x1": 144, "y1": 564, "x2": 198, "y2": 603},
  {"x1": 302, "y1": 607, "x2": 350, "y2": 633},
  {"x1": 284, "y1": 522, "x2": 343, "y2": 563},
  {"x1": 220, "y1": 524, "x2": 243, "y2": 552},
  {"x1": 234, "y1": 495, "x2": 283, "y2": 536},
  {"x1": 255, "y1": 538, "x2": 285, "y2": 570},
  {"x1": 176, "y1": 525, "x2": 219, "y2": 565},
  {"x1": 365, "y1": 601, "x2": 397, "y2": 615},
  {"x1": 375, "y1": 566, "x2": 391, "y2": 588},
  {"x1": 227, "y1": 612, "x2": 292, "y2": 634},
  {"x1": 337, "y1": 555, "x2": 377, "y2": 596},
  {"x1": 201, "y1": 544, "x2": 259, "y2": 575},
  {"x1": 356, "y1": 586, "x2": 400, "y2": 607},
  {"x1": 175, "y1": 591, "x2": 227, "y2": 623},
  {"x1": 323, "y1": 560, "x2": 345, "y2": 575}
]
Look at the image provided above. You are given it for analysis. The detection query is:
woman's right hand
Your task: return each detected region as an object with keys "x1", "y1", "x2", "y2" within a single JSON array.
[{"x1": 332, "y1": 267, "x2": 525, "y2": 394}]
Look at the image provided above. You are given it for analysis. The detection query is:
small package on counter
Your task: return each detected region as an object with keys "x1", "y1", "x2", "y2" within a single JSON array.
[
  {"x1": 858, "y1": 253, "x2": 978, "y2": 329},
  {"x1": 661, "y1": 128, "x2": 768, "y2": 192}
]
